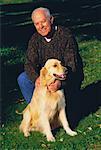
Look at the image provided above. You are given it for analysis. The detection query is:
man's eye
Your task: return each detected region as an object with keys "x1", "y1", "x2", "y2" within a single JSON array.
[
  {"x1": 42, "y1": 20, "x2": 46, "y2": 23},
  {"x1": 34, "y1": 23, "x2": 38, "y2": 26}
]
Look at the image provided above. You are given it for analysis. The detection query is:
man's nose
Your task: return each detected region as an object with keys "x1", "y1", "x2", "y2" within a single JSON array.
[{"x1": 39, "y1": 23, "x2": 43, "y2": 29}]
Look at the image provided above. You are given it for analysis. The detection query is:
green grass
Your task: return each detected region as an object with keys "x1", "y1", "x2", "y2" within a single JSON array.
[
  {"x1": 0, "y1": 0, "x2": 33, "y2": 4},
  {"x1": 1, "y1": 105, "x2": 101, "y2": 149},
  {"x1": 79, "y1": 40, "x2": 101, "y2": 88},
  {"x1": 1, "y1": 39, "x2": 101, "y2": 149}
]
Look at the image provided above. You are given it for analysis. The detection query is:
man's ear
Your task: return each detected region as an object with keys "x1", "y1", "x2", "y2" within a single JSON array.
[{"x1": 50, "y1": 16, "x2": 54, "y2": 24}]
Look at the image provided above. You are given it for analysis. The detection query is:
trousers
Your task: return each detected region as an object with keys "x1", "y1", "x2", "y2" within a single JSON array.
[{"x1": 17, "y1": 72, "x2": 35, "y2": 103}]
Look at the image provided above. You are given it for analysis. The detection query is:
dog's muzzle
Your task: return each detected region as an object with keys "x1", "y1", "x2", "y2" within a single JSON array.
[{"x1": 53, "y1": 73, "x2": 67, "y2": 80}]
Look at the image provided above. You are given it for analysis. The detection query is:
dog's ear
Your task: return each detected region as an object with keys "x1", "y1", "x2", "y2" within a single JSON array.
[
  {"x1": 40, "y1": 67, "x2": 53, "y2": 86},
  {"x1": 40, "y1": 67, "x2": 48, "y2": 86},
  {"x1": 40, "y1": 67, "x2": 47, "y2": 77}
]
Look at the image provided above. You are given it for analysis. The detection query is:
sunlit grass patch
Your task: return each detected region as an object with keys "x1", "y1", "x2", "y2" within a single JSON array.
[
  {"x1": 79, "y1": 40, "x2": 101, "y2": 88},
  {"x1": 0, "y1": 0, "x2": 33, "y2": 4}
]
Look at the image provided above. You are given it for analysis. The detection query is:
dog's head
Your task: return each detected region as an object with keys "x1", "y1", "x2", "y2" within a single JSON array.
[{"x1": 40, "y1": 59, "x2": 67, "y2": 86}]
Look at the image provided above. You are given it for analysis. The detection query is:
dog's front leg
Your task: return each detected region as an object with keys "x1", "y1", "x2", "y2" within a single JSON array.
[
  {"x1": 19, "y1": 108, "x2": 31, "y2": 137},
  {"x1": 59, "y1": 108, "x2": 77, "y2": 136},
  {"x1": 40, "y1": 115, "x2": 55, "y2": 142}
]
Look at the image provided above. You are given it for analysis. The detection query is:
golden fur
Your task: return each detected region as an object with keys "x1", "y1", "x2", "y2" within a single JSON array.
[{"x1": 19, "y1": 59, "x2": 77, "y2": 141}]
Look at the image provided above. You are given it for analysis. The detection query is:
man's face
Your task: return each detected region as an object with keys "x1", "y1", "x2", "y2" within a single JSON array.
[{"x1": 32, "y1": 10, "x2": 53, "y2": 37}]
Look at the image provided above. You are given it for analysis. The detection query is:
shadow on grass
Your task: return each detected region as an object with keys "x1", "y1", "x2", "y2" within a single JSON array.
[
  {"x1": 66, "y1": 80, "x2": 101, "y2": 129},
  {"x1": 1, "y1": 63, "x2": 24, "y2": 124}
]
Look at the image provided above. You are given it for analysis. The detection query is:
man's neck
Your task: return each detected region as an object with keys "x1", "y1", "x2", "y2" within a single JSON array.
[{"x1": 45, "y1": 25, "x2": 57, "y2": 39}]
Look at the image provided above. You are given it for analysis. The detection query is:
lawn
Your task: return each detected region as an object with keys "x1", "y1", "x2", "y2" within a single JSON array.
[
  {"x1": 1, "y1": 39, "x2": 101, "y2": 149},
  {"x1": 0, "y1": 0, "x2": 33, "y2": 4}
]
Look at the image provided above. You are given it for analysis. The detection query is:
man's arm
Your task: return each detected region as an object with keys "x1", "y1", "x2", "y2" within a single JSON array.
[{"x1": 62, "y1": 33, "x2": 84, "y2": 89}]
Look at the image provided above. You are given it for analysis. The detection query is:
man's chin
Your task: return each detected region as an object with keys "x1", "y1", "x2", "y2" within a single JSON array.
[{"x1": 38, "y1": 32, "x2": 48, "y2": 37}]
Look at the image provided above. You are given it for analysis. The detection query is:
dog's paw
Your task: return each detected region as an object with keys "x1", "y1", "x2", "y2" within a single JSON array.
[
  {"x1": 67, "y1": 131, "x2": 77, "y2": 136},
  {"x1": 47, "y1": 135, "x2": 55, "y2": 142},
  {"x1": 24, "y1": 132, "x2": 30, "y2": 137}
]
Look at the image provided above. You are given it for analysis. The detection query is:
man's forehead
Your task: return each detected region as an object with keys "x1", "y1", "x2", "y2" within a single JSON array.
[
  {"x1": 32, "y1": 11, "x2": 47, "y2": 22},
  {"x1": 33, "y1": 10, "x2": 46, "y2": 17}
]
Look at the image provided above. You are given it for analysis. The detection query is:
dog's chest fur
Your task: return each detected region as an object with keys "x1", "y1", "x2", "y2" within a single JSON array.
[
  {"x1": 42, "y1": 89, "x2": 65, "y2": 120},
  {"x1": 29, "y1": 88, "x2": 65, "y2": 131}
]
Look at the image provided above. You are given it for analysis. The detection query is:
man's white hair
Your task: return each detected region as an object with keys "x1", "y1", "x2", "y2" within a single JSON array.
[{"x1": 31, "y1": 7, "x2": 51, "y2": 20}]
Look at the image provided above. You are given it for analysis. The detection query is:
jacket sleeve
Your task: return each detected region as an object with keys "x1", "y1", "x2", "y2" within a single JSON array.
[
  {"x1": 24, "y1": 35, "x2": 40, "y2": 83},
  {"x1": 62, "y1": 34, "x2": 84, "y2": 89},
  {"x1": 64, "y1": 35, "x2": 78, "y2": 72}
]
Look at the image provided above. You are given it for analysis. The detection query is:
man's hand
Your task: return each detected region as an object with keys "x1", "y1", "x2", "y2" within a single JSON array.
[
  {"x1": 35, "y1": 77, "x2": 40, "y2": 87},
  {"x1": 35, "y1": 77, "x2": 61, "y2": 92},
  {"x1": 47, "y1": 80, "x2": 61, "y2": 92}
]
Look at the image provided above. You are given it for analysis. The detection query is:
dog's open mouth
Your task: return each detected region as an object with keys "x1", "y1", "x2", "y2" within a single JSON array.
[{"x1": 53, "y1": 73, "x2": 66, "y2": 80}]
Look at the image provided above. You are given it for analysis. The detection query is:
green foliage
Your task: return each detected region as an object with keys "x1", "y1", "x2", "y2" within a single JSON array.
[{"x1": 1, "y1": 47, "x2": 25, "y2": 65}]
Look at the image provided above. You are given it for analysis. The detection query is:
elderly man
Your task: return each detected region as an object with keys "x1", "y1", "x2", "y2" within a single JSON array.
[{"x1": 17, "y1": 7, "x2": 84, "y2": 104}]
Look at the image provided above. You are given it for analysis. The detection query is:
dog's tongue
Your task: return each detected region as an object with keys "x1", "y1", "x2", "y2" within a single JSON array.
[
  {"x1": 58, "y1": 74, "x2": 66, "y2": 79},
  {"x1": 53, "y1": 73, "x2": 66, "y2": 79}
]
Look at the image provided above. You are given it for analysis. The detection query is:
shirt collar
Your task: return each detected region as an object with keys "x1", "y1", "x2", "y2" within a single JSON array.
[{"x1": 44, "y1": 26, "x2": 57, "y2": 42}]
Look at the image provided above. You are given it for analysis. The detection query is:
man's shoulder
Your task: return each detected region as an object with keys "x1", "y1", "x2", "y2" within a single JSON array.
[
  {"x1": 30, "y1": 32, "x2": 40, "y2": 41},
  {"x1": 58, "y1": 25, "x2": 73, "y2": 37},
  {"x1": 27, "y1": 32, "x2": 42, "y2": 48},
  {"x1": 58, "y1": 25, "x2": 72, "y2": 32}
]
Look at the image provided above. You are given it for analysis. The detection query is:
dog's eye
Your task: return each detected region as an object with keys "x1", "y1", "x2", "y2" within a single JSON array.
[{"x1": 53, "y1": 64, "x2": 57, "y2": 67}]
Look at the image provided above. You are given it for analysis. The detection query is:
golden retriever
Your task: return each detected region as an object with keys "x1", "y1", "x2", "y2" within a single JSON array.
[{"x1": 19, "y1": 59, "x2": 77, "y2": 141}]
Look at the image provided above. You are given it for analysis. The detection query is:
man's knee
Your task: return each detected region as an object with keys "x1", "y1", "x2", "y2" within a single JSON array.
[{"x1": 17, "y1": 72, "x2": 27, "y2": 85}]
